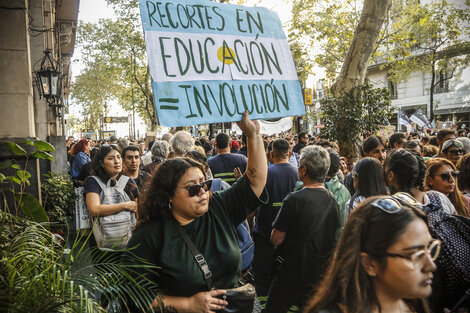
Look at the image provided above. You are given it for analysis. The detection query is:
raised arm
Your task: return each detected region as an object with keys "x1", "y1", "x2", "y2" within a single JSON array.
[{"x1": 236, "y1": 111, "x2": 267, "y2": 197}]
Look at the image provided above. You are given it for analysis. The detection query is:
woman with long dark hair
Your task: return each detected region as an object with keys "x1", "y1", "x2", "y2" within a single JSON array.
[
  {"x1": 123, "y1": 112, "x2": 267, "y2": 313},
  {"x1": 304, "y1": 196, "x2": 439, "y2": 313},
  {"x1": 85, "y1": 145, "x2": 139, "y2": 218},
  {"x1": 344, "y1": 157, "x2": 388, "y2": 222},
  {"x1": 84, "y1": 145, "x2": 139, "y2": 256}
]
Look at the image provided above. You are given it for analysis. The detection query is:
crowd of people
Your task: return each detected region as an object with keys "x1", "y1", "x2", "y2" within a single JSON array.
[{"x1": 65, "y1": 118, "x2": 470, "y2": 313}]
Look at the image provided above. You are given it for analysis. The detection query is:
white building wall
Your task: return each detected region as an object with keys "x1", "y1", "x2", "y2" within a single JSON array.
[{"x1": 366, "y1": 62, "x2": 470, "y2": 120}]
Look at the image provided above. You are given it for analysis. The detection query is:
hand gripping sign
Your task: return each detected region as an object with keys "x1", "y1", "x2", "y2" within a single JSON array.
[{"x1": 139, "y1": 0, "x2": 305, "y2": 127}]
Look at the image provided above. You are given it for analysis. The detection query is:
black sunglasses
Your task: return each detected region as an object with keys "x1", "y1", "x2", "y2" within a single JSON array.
[
  {"x1": 179, "y1": 179, "x2": 212, "y2": 197},
  {"x1": 447, "y1": 149, "x2": 465, "y2": 156},
  {"x1": 433, "y1": 171, "x2": 459, "y2": 182}
]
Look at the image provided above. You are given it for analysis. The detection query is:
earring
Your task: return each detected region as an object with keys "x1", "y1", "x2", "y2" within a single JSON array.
[{"x1": 168, "y1": 202, "x2": 172, "y2": 211}]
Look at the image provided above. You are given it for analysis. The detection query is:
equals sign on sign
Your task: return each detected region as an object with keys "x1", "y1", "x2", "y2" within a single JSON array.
[{"x1": 159, "y1": 98, "x2": 179, "y2": 110}]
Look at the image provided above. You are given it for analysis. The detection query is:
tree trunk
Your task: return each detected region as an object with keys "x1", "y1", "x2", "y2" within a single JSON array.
[
  {"x1": 339, "y1": 139, "x2": 361, "y2": 163},
  {"x1": 332, "y1": 0, "x2": 392, "y2": 97},
  {"x1": 330, "y1": 0, "x2": 391, "y2": 162}
]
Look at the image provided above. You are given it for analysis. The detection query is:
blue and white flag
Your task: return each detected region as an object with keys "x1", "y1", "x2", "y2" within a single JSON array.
[
  {"x1": 410, "y1": 107, "x2": 430, "y2": 128},
  {"x1": 139, "y1": 0, "x2": 305, "y2": 127},
  {"x1": 398, "y1": 108, "x2": 412, "y2": 126}
]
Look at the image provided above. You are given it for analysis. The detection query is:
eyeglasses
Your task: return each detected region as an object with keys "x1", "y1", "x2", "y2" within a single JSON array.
[
  {"x1": 446, "y1": 149, "x2": 465, "y2": 156},
  {"x1": 385, "y1": 239, "x2": 441, "y2": 269},
  {"x1": 370, "y1": 193, "x2": 422, "y2": 214},
  {"x1": 433, "y1": 171, "x2": 459, "y2": 182},
  {"x1": 178, "y1": 179, "x2": 212, "y2": 197}
]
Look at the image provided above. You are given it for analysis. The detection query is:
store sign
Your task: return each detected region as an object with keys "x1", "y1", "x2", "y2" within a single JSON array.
[
  {"x1": 104, "y1": 116, "x2": 128, "y2": 123},
  {"x1": 303, "y1": 88, "x2": 312, "y2": 105}
]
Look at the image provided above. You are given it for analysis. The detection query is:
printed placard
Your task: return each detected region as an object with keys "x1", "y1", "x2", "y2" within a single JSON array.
[{"x1": 139, "y1": 0, "x2": 305, "y2": 127}]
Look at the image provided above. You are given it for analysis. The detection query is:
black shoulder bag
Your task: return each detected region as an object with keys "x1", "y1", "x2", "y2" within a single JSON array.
[{"x1": 172, "y1": 219, "x2": 256, "y2": 313}]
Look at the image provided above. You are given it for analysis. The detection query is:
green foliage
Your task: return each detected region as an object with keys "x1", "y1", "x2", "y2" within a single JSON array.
[
  {"x1": 41, "y1": 172, "x2": 77, "y2": 233},
  {"x1": 4, "y1": 142, "x2": 27, "y2": 156},
  {"x1": 290, "y1": 0, "x2": 362, "y2": 79},
  {"x1": 15, "y1": 193, "x2": 49, "y2": 227},
  {"x1": 381, "y1": 0, "x2": 470, "y2": 120},
  {"x1": 320, "y1": 83, "x2": 393, "y2": 158},
  {"x1": 290, "y1": 0, "x2": 470, "y2": 90},
  {"x1": 1, "y1": 140, "x2": 53, "y2": 220},
  {"x1": 73, "y1": 0, "x2": 157, "y2": 131},
  {"x1": 0, "y1": 210, "x2": 159, "y2": 312},
  {"x1": 385, "y1": 0, "x2": 470, "y2": 81}
]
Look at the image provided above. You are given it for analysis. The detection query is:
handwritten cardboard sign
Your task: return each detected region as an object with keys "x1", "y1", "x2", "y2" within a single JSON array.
[{"x1": 139, "y1": 0, "x2": 305, "y2": 127}]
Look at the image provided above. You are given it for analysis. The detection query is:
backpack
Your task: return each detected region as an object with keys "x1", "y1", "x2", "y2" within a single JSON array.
[
  {"x1": 423, "y1": 198, "x2": 470, "y2": 312},
  {"x1": 90, "y1": 176, "x2": 136, "y2": 251},
  {"x1": 211, "y1": 178, "x2": 254, "y2": 271}
]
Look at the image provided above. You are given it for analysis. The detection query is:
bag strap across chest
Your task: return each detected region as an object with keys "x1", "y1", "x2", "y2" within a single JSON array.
[{"x1": 171, "y1": 219, "x2": 214, "y2": 290}]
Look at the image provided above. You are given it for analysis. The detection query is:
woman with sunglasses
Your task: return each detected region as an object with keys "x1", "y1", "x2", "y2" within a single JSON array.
[
  {"x1": 123, "y1": 112, "x2": 267, "y2": 313},
  {"x1": 439, "y1": 139, "x2": 465, "y2": 165},
  {"x1": 304, "y1": 195, "x2": 439, "y2": 313},
  {"x1": 425, "y1": 158, "x2": 470, "y2": 217},
  {"x1": 384, "y1": 150, "x2": 470, "y2": 312}
]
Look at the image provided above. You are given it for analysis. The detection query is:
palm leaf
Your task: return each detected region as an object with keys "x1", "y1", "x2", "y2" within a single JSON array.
[{"x1": 0, "y1": 211, "x2": 159, "y2": 313}]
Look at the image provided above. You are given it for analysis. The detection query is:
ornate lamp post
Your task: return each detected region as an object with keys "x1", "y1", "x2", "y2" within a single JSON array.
[{"x1": 34, "y1": 50, "x2": 63, "y2": 116}]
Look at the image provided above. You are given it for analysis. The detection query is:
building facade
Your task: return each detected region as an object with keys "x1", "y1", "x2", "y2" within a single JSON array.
[{"x1": 0, "y1": 0, "x2": 79, "y2": 202}]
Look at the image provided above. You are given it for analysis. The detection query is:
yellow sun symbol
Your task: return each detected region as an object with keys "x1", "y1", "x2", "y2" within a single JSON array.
[{"x1": 217, "y1": 46, "x2": 236, "y2": 64}]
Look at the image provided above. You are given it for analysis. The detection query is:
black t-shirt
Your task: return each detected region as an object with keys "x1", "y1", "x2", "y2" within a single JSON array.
[
  {"x1": 273, "y1": 187, "x2": 339, "y2": 284},
  {"x1": 77, "y1": 162, "x2": 92, "y2": 182},
  {"x1": 132, "y1": 170, "x2": 150, "y2": 193},
  {"x1": 292, "y1": 142, "x2": 306, "y2": 154}
]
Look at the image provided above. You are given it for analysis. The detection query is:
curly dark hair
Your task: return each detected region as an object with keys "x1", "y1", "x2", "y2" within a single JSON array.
[
  {"x1": 410, "y1": 150, "x2": 426, "y2": 191},
  {"x1": 137, "y1": 157, "x2": 206, "y2": 228}
]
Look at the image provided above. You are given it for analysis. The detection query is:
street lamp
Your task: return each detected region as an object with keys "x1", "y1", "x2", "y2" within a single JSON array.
[{"x1": 34, "y1": 50, "x2": 63, "y2": 108}]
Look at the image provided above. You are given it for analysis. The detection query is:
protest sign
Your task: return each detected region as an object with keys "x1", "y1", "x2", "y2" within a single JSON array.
[
  {"x1": 139, "y1": 0, "x2": 305, "y2": 127},
  {"x1": 232, "y1": 116, "x2": 293, "y2": 135}
]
